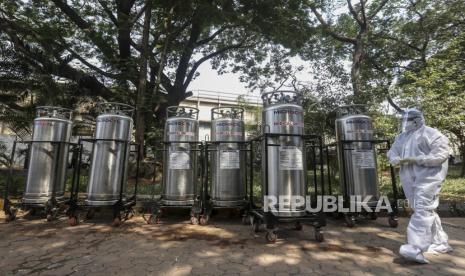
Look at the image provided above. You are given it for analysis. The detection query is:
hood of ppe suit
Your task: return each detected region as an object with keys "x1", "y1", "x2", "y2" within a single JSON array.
[{"x1": 400, "y1": 108, "x2": 425, "y2": 133}]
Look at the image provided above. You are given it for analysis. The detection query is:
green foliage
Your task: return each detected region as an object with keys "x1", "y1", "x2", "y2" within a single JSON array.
[
  {"x1": 237, "y1": 95, "x2": 262, "y2": 136},
  {"x1": 0, "y1": 142, "x2": 9, "y2": 167},
  {"x1": 399, "y1": 33, "x2": 465, "y2": 175}
]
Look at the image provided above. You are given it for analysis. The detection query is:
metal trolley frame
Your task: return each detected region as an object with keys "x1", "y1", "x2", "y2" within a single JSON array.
[
  {"x1": 3, "y1": 140, "x2": 77, "y2": 222},
  {"x1": 199, "y1": 140, "x2": 250, "y2": 225},
  {"x1": 66, "y1": 138, "x2": 140, "y2": 227},
  {"x1": 325, "y1": 139, "x2": 399, "y2": 228},
  {"x1": 247, "y1": 133, "x2": 326, "y2": 243},
  {"x1": 144, "y1": 141, "x2": 203, "y2": 225}
]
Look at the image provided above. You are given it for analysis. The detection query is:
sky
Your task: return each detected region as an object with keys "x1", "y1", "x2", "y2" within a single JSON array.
[
  {"x1": 187, "y1": 56, "x2": 313, "y2": 97},
  {"x1": 187, "y1": 62, "x2": 250, "y2": 95}
]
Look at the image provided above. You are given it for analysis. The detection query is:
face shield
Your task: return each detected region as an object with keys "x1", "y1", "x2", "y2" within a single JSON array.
[{"x1": 400, "y1": 108, "x2": 425, "y2": 133}]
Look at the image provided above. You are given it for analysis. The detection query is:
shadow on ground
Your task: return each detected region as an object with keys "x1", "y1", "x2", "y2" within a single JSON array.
[{"x1": 0, "y1": 210, "x2": 464, "y2": 275}]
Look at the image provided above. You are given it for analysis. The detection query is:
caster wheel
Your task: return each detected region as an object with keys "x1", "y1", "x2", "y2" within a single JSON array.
[
  {"x1": 199, "y1": 215, "x2": 209, "y2": 225},
  {"x1": 388, "y1": 216, "x2": 398, "y2": 228},
  {"x1": 265, "y1": 231, "x2": 278, "y2": 243},
  {"x1": 370, "y1": 212, "x2": 378, "y2": 220},
  {"x1": 68, "y1": 216, "x2": 78, "y2": 226},
  {"x1": 5, "y1": 213, "x2": 16, "y2": 222},
  {"x1": 125, "y1": 210, "x2": 134, "y2": 220},
  {"x1": 112, "y1": 216, "x2": 121, "y2": 227},
  {"x1": 190, "y1": 216, "x2": 199, "y2": 225},
  {"x1": 315, "y1": 230, "x2": 324, "y2": 242},
  {"x1": 6, "y1": 208, "x2": 17, "y2": 222},
  {"x1": 148, "y1": 215, "x2": 160, "y2": 225},
  {"x1": 295, "y1": 221, "x2": 303, "y2": 231},
  {"x1": 344, "y1": 214, "x2": 355, "y2": 228},
  {"x1": 29, "y1": 208, "x2": 36, "y2": 216},
  {"x1": 241, "y1": 215, "x2": 249, "y2": 225},
  {"x1": 46, "y1": 214, "x2": 54, "y2": 222}
]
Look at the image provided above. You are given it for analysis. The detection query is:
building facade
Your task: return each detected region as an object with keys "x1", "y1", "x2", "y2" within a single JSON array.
[{"x1": 181, "y1": 90, "x2": 261, "y2": 140}]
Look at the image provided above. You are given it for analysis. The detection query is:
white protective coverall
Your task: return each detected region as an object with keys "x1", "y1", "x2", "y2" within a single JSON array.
[{"x1": 387, "y1": 108, "x2": 452, "y2": 264}]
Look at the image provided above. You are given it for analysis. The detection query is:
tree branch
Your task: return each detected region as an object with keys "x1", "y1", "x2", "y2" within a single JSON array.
[
  {"x1": 0, "y1": 16, "x2": 118, "y2": 79},
  {"x1": 131, "y1": 3, "x2": 147, "y2": 26},
  {"x1": 309, "y1": 5, "x2": 357, "y2": 44},
  {"x1": 194, "y1": 26, "x2": 228, "y2": 46},
  {"x1": 347, "y1": 0, "x2": 363, "y2": 26},
  {"x1": 377, "y1": 33, "x2": 423, "y2": 52},
  {"x1": 183, "y1": 43, "x2": 245, "y2": 90},
  {"x1": 51, "y1": 0, "x2": 118, "y2": 63},
  {"x1": 97, "y1": 0, "x2": 118, "y2": 26},
  {"x1": 3, "y1": 27, "x2": 113, "y2": 99},
  {"x1": 149, "y1": 61, "x2": 173, "y2": 92},
  {"x1": 368, "y1": 0, "x2": 389, "y2": 20},
  {"x1": 174, "y1": 16, "x2": 203, "y2": 90},
  {"x1": 360, "y1": 0, "x2": 367, "y2": 24},
  {"x1": 387, "y1": 95, "x2": 403, "y2": 112}
]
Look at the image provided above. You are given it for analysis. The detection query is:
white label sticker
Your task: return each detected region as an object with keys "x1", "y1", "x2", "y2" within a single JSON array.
[
  {"x1": 220, "y1": 150, "x2": 240, "y2": 169},
  {"x1": 352, "y1": 150, "x2": 375, "y2": 168},
  {"x1": 279, "y1": 146, "x2": 303, "y2": 170},
  {"x1": 169, "y1": 151, "x2": 190, "y2": 169}
]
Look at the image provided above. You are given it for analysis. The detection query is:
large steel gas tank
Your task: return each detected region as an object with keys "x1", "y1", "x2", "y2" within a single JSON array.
[
  {"x1": 261, "y1": 91, "x2": 306, "y2": 217},
  {"x1": 211, "y1": 107, "x2": 246, "y2": 207},
  {"x1": 24, "y1": 107, "x2": 73, "y2": 204},
  {"x1": 335, "y1": 105, "x2": 378, "y2": 201},
  {"x1": 86, "y1": 103, "x2": 134, "y2": 206},
  {"x1": 162, "y1": 106, "x2": 199, "y2": 205}
]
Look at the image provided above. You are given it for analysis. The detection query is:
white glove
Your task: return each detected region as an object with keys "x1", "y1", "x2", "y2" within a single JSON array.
[{"x1": 399, "y1": 157, "x2": 417, "y2": 165}]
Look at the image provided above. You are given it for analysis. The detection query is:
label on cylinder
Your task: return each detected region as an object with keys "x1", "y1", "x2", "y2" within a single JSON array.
[
  {"x1": 352, "y1": 150, "x2": 375, "y2": 168},
  {"x1": 219, "y1": 150, "x2": 240, "y2": 169},
  {"x1": 279, "y1": 146, "x2": 303, "y2": 170},
  {"x1": 169, "y1": 151, "x2": 191, "y2": 169}
]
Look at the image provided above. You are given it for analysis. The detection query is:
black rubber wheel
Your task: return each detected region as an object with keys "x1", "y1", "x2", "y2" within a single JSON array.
[
  {"x1": 29, "y1": 208, "x2": 36, "y2": 216},
  {"x1": 344, "y1": 214, "x2": 355, "y2": 228},
  {"x1": 124, "y1": 210, "x2": 134, "y2": 220},
  {"x1": 68, "y1": 216, "x2": 78, "y2": 226},
  {"x1": 295, "y1": 221, "x2": 303, "y2": 231},
  {"x1": 315, "y1": 230, "x2": 324, "y2": 242},
  {"x1": 388, "y1": 216, "x2": 398, "y2": 228},
  {"x1": 5, "y1": 213, "x2": 15, "y2": 222},
  {"x1": 190, "y1": 216, "x2": 199, "y2": 225},
  {"x1": 199, "y1": 215, "x2": 209, "y2": 225},
  {"x1": 46, "y1": 214, "x2": 54, "y2": 222},
  {"x1": 112, "y1": 216, "x2": 122, "y2": 227},
  {"x1": 147, "y1": 215, "x2": 159, "y2": 225},
  {"x1": 266, "y1": 231, "x2": 278, "y2": 243}
]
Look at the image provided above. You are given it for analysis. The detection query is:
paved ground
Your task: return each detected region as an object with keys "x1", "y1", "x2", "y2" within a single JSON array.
[{"x1": 0, "y1": 211, "x2": 464, "y2": 276}]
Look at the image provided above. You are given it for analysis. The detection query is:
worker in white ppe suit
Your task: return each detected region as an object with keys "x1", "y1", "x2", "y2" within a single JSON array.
[{"x1": 387, "y1": 108, "x2": 452, "y2": 264}]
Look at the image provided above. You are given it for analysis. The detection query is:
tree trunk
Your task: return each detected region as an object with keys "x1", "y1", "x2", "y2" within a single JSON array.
[
  {"x1": 351, "y1": 36, "x2": 364, "y2": 103},
  {"x1": 135, "y1": 0, "x2": 152, "y2": 159},
  {"x1": 461, "y1": 144, "x2": 465, "y2": 177},
  {"x1": 116, "y1": 0, "x2": 135, "y2": 92}
]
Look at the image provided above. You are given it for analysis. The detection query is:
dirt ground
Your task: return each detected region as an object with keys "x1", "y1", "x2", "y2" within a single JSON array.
[{"x1": 0, "y1": 211, "x2": 464, "y2": 276}]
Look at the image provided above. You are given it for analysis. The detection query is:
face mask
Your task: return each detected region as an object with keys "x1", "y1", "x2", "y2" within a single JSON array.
[{"x1": 400, "y1": 118, "x2": 417, "y2": 133}]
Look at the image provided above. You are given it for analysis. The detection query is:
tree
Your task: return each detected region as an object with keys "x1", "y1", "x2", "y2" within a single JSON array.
[
  {"x1": 308, "y1": 0, "x2": 390, "y2": 102},
  {"x1": 401, "y1": 34, "x2": 465, "y2": 176},
  {"x1": 0, "y1": 0, "x2": 315, "y2": 152},
  {"x1": 366, "y1": 0, "x2": 465, "y2": 108}
]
